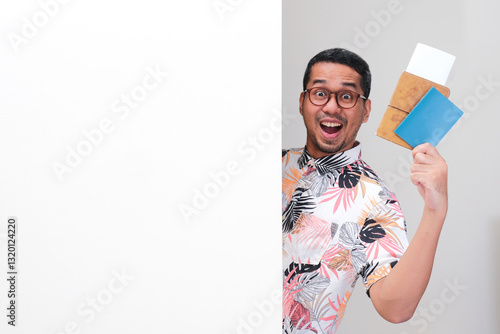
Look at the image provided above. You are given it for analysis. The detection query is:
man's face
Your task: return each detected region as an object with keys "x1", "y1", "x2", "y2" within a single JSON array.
[{"x1": 299, "y1": 62, "x2": 371, "y2": 158}]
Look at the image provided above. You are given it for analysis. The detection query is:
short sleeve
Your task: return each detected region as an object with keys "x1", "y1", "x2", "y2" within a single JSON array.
[{"x1": 359, "y1": 198, "x2": 409, "y2": 295}]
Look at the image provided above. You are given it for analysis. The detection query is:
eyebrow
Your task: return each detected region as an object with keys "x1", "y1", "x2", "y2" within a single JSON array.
[
  {"x1": 311, "y1": 79, "x2": 358, "y2": 90},
  {"x1": 311, "y1": 79, "x2": 328, "y2": 85},
  {"x1": 341, "y1": 82, "x2": 357, "y2": 89}
]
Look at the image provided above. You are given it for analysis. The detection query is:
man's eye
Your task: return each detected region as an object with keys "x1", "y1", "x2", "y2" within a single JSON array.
[
  {"x1": 314, "y1": 90, "x2": 328, "y2": 97},
  {"x1": 340, "y1": 92, "x2": 353, "y2": 100}
]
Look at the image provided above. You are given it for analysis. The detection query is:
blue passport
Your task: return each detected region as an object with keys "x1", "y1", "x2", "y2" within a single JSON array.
[{"x1": 394, "y1": 87, "x2": 463, "y2": 148}]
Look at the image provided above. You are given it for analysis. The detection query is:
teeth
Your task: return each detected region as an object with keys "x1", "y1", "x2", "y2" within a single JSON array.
[{"x1": 321, "y1": 122, "x2": 341, "y2": 128}]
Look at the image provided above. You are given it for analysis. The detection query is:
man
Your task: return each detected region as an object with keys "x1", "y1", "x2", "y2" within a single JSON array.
[{"x1": 282, "y1": 48, "x2": 448, "y2": 333}]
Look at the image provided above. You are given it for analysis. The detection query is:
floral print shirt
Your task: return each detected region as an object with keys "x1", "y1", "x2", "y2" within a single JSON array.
[{"x1": 282, "y1": 143, "x2": 409, "y2": 333}]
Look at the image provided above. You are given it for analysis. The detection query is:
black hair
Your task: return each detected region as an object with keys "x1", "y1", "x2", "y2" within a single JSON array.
[{"x1": 302, "y1": 48, "x2": 371, "y2": 98}]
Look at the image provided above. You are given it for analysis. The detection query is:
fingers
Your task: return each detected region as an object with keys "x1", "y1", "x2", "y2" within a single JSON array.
[
  {"x1": 412, "y1": 151, "x2": 435, "y2": 166},
  {"x1": 410, "y1": 143, "x2": 447, "y2": 182},
  {"x1": 410, "y1": 154, "x2": 447, "y2": 180},
  {"x1": 410, "y1": 162, "x2": 432, "y2": 174},
  {"x1": 412, "y1": 144, "x2": 447, "y2": 175},
  {"x1": 412, "y1": 143, "x2": 445, "y2": 162},
  {"x1": 409, "y1": 171, "x2": 421, "y2": 186},
  {"x1": 410, "y1": 170, "x2": 439, "y2": 187},
  {"x1": 409, "y1": 144, "x2": 448, "y2": 213},
  {"x1": 410, "y1": 143, "x2": 448, "y2": 195}
]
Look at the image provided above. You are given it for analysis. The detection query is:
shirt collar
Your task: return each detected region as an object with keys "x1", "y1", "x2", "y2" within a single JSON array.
[{"x1": 298, "y1": 142, "x2": 362, "y2": 175}]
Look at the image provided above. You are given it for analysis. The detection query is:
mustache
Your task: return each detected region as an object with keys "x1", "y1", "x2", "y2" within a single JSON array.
[{"x1": 316, "y1": 115, "x2": 347, "y2": 125}]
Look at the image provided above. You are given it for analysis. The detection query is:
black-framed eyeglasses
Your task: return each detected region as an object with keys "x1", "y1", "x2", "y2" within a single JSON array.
[{"x1": 304, "y1": 87, "x2": 367, "y2": 109}]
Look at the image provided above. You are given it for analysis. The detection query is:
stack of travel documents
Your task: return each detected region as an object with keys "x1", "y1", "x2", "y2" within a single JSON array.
[{"x1": 376, "y1": 43, "x2": 463, "y2": 149}]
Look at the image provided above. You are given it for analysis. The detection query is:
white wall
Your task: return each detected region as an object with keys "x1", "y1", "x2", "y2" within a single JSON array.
[
  {"x1": 284, "y1": 0, "x2": 500, "y2": 333},
  {"x1": 0, "y1": 1, "x2": 281, "y2": 333}
]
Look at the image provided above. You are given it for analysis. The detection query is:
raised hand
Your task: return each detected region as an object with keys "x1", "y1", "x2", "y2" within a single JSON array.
[{"x1": 410, "y1": 143, "x2": 448, "y2": 217}]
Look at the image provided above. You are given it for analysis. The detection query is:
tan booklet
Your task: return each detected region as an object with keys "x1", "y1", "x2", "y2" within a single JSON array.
[{"x1": 375, "y1": 71, "x2": 450, "y2": 149}]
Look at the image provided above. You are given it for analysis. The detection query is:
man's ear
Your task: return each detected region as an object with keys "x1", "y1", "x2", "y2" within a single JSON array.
[
  {"x1": 299, "y1": 92, "x2": 304, "y2": 116},
  {"x1": 362, "y1": 98, "x2": 371, "y2": 123}
]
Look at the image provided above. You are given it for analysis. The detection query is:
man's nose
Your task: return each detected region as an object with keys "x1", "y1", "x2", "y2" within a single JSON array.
[{"x1": 322, "y1": 93, "x2": 342, "y2": 113}]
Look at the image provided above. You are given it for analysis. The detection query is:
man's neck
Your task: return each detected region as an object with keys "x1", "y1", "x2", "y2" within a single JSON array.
[{"x1": 306, "y1": 141, "x2": 359, "y2": 159}]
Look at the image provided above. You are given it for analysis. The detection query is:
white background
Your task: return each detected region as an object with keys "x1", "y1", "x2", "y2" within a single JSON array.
[
  {"x1": 1, "y1": 1, "x2": 281, "y2": 333},
  {"x1": 284, "y1": 0, "x2": 500, "y2": 333}
]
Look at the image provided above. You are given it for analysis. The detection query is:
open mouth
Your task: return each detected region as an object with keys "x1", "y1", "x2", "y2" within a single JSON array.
[{"x1": 320, "y1": 121, "x2": 342, "y2": 135}]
